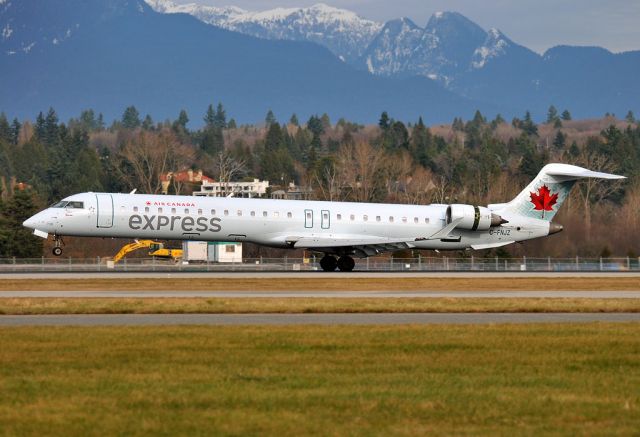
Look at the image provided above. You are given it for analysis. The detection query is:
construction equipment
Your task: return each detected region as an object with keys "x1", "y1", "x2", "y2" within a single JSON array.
[{"x1": 112, "y1": 240, "x2": 183, "y2": 263}]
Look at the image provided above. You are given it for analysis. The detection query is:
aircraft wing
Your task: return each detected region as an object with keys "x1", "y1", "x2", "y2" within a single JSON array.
[{"x1": 286, "y1": 236, "x2": 418, "y2": 258}]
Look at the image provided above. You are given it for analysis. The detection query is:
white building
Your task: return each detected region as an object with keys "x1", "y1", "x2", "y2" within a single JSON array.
[
  {"x1": 193, "y1": 179, "x2": 269, "y2": 198},
  {"x1": 182, "y1": 241, "x2": 242, "y2": 263}
]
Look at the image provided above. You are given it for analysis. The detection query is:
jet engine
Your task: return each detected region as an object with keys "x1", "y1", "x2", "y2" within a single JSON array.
[{"x1": 446, "y1": 204, "x2": 505, "y2": 231}]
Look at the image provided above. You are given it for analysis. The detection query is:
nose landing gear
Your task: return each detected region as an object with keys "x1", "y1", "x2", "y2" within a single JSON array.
[
  {"x1": 319, "y1": 255, "x2": 355, "y2": 272},
  {"x1": 52, "y1": 235, "x2": 64, "y2": 256}
]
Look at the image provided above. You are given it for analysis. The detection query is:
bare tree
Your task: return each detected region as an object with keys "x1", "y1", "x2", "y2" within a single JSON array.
[
  {"x1": 116, "y1": 129, "x2": 194, "y2": 194},
  {"x1": 402, "y1": 166, "x2": 435, "y2": 204},
  {"x1": 314, "y1": 161, "x2": 341, "y2": 201},
  {"x1": 336, "y1": 142, "x2": 385, "y2": 202},
  {"x1": 211, "y1": 151, "x2": 246, "y2": 196},
  {"x1": 571, "y1": 151, "x2": 624, "y2": 235}
]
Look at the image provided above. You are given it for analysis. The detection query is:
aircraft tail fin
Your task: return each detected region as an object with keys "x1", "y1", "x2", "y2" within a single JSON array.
[{"x1": 490, "y1": 163, "x2": 625, "y2": 222}]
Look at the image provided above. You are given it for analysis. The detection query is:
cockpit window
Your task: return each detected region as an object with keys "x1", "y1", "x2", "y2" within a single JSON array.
[
  {"x1": 51, "y1": 201, "x2": 68, "y2": 208},
  {"x1": 66, "y1": 201, "x2": 84, "y2": 209}
]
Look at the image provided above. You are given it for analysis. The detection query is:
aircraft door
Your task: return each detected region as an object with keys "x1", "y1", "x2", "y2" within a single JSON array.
[
  {"x1": 304, "y1": 209, "x2": 313, "y2": 228},
  {"x1": 96, "y1": 194, "x2": 114, "y2": 228},
  {"x1": 321, "y1": 209, "x2": 330, "y2": 229}
]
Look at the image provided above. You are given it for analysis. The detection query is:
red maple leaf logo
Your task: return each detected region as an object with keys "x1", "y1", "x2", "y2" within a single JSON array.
[
  {"x1": 530, "y1": 185, "x2": 558, "y2": 218},
  {"x1": 146, "y1": 201, "x2": 151, "y2": 206}
]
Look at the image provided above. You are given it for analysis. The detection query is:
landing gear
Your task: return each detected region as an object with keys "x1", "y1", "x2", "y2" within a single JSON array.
[
  {"x1": 320, "y1": 255, "x2": 338, "y2": 272},
  {"x1": 319, "y1": 255, "x2": 355, "y2": 272},
  {"x1": 337, "y1": 256, "x2": 355, "y2": 272},
  {"x1": 52, "y1": 235, "x2": 64, "y2": 257}
]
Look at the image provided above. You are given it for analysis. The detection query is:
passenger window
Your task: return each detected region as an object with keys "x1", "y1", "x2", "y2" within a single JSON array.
[
  {"x1": 425, "y1": 218, "x2": 430, "y2": 224},
  {"x1": 350, "y1": 214, "x2": 355, "y2": 221},
  {"x1": 337, "y1": 214, "x2": 342, "y2": 220},
  {"x1": 171, "y1": 208, "x2": 176, "y2": 214},
  {"x1": 224, "y1": 210, "x2": 229, "y2": 216},
  {"x1": 184, "y1": 208, "x2": 189, "y2": 214},
  {"x1": 263, "y1": 211, "x2": 268, "y2": 217},
  {"x1": 287, "y1": 212, "x2": 292, "y2": 218},
  {"x1": 363, "y1": 215, "x2": 368, "y2": 221},
  {"x1": 414, "y1": 217, "x2": 419, "y2": 223},
  {"x1": 376, "y1": 216, "x2": 381, "y2": 222},
  {"x1": 274, "y1": 211, "x2": 279, "y2": 218},
  {"x1": 389, "y1": 216, "x2": 394, "y2": 223},
  {"x1": 237, "y1": 210, "x2": 242, "y2": 216},
  {"x1": 198, "y1": 209, "x2": 203, "y2": 215},
  {"x1": 402, "y1": 217, "x2": 407, "y2": 223},
  {"x1": 158, "y1": 208, "x2": 163, "y2": 213},
  {"x1": 145, "y1": 207, "x2": 150, "y2": 213},
  {"x1": 133, "y1": 206, "x2": 139, "y2": 212},
  {"x1": 211, "y1": 209, "x2": 216, "y2": 215},
  {"x1": 251, "y1": 211, "x2": 256, "y2": 217}
]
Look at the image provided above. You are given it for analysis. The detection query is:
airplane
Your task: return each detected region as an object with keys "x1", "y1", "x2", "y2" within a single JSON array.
[{"x1": 23, "y1": 163, "x2": 624, "y2": 272}]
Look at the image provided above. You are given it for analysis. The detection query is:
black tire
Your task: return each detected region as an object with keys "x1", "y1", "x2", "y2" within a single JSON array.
[
  {"x1": 52, "y1": 247, "x2": 63, "y2": 256},
  {"x1": 319, "y1": 255, "x2": 338, "y2": 272},
  {"x1": 337, "y1": 256, "x2": 355, "y2": 272}
]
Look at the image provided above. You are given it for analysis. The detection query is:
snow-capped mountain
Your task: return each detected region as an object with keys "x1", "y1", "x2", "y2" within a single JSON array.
[
  {"x1": 145, "y1": 0, "x2": 382, "y2": 63},
  {"x1": 361, "y1": 12, "x2": 513, "y2": 85}
]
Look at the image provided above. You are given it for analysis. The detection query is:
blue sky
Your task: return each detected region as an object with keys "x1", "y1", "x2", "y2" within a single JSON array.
[{"x1": 173, "y1": 0, "x2": 640, "y2": 53}]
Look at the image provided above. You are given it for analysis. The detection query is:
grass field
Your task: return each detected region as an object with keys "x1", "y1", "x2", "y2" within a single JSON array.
[
  {"x1": 0, "y1": 324, "x2": 638, "y2": 435},
  {"x1": 1, "y1": 297, "x2": 640, "y2": 314},
  {"x1": 0, "y1": 277, "x2": 639, "y2": 291}
]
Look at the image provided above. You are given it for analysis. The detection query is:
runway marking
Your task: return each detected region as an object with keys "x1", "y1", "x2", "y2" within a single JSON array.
[{"x1": 1, "y1": 313, "x2": 639, "y2": 326}]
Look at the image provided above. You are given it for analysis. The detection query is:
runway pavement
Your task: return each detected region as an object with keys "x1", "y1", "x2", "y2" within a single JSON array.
[
  {"x1": 1, "y1": 290, "x2": 640, "y2": 298},
  {"x1": 1, "y1": 313, "x2": 639, "y2": 326}
]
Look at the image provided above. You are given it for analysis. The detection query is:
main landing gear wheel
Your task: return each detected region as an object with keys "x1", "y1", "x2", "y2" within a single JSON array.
[
  {"x1": 52, "y1": 247, "x2": 62, "y2": 256},
  {"x1": 320, "y1": 255, "x2": 338, "y2": 272},
  {"x1": 337, "y1": 256, "x2": 355, "y2": 272}
]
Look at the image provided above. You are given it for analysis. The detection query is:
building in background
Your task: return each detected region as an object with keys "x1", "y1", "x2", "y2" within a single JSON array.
[
  {"x1": 182, "y1": 241, "x2": 242, "y2": 263},
  {"x1": 193, "y1": 179, "x2": 269, "y2": 198},
  {"x1": 161, "y1": 169, "x2": 214, "y2": 195},
  {"x1": 271, "y1": 182, "x2": 313, "y2": 200}
]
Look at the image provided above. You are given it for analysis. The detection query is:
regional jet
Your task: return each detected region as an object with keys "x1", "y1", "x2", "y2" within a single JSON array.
[{"x1": 23, "y1": 163, "x2": 624, "y2": 271}]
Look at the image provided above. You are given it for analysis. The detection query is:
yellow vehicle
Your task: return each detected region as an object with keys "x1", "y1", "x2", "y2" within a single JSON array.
[{"x1": 112, "y1": 240, "x2": 183, "y2": 263}]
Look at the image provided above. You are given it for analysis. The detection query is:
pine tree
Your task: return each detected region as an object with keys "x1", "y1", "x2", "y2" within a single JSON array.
[
  {"x1": 44, "y1": 108, "x2": 60, "y2": 146},
  {"x1": 546, "y1": 105, "x2": 559, "y2": 124},
  {"x1": 10, "y1": 118, "x2": 21, "y2": 145},
  {"x1": 0, "y1": 113, "x2": 11, "y2": 143},
  {"x1": 214, "y1": 103, "x2": 227, "y2": 129},
  {"x1": 264, "y1": 122, "x2": 283, "y2": 152},
  {"x1": 1, "y1": 190, "x2": 43, "y2": 257},
  {"x1": 204, "y1": 104, "x2": 216, "y2": 127},
  {"x1": 35, "y1": 112, "x2": 46, "y2": 139},
  {"x1": 289, "y1": 113, "x2": 299, "y2": 126},
  {"x1": 561, "y1": 109, "x2": 572, "y2": 121},
  {"x1": 378, "y1": 111, "x2": 390, "y2": 130},
  {"x1": 142, "y1": 115, "x2": 154, "y2": 130},
  {"x1": 227, "y1": 118, "x2": 237, "y2": 129},
  {"x1": 553, "y1": 130, "x2": 566, "y2": 149},
  {"x1": 122, "y1": 106, "x2": 141, "y2": 129},
  {"x1": 410, "y1": 116, "x2": 433, "y2": 168},
  {"x1": 174, "y1": 109, "x2": 189, "y2": 131},
  {"x1": 97, "y1": 113, "x2": 105, "y2": 130},
  {"x1": 522, "y1": 111, "x2": 538, "y2": 136},
  {"x1": 553, "y1": 118, "x2": 562, "y2": 129},
  {"x1": 320, "y1": 113, "x2": 331, "y2": 130},
  {"x1": 265, "y1": 109, "x2": 276, "y2": 126},
  {"x1": 626, "y1": 110, "x2": 636, "y2": 123}
]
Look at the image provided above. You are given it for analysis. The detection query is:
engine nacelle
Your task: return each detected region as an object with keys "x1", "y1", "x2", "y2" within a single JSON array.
[{"x1": 446, "y1": 204, "x2": 504, "y2": 231}]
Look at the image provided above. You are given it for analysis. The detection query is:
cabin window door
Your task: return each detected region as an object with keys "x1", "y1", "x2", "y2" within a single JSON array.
[
  {"x1": 96, "y1": 194, "x2": 114, "y2": 228},
  {"x1": 321, "y1": 210, "x2": 330, "y2": 229},
  {"x1": 304, "y1": 209, "x2": 313, "y2": 228}
]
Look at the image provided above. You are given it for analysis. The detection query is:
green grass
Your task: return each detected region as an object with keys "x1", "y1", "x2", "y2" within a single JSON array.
[
  {"x1": 1, "y1": 297, "x2": 640, "y2": 314},
  {"x1": 0, "y1": 324, "x2": 639, "y2": 435}
]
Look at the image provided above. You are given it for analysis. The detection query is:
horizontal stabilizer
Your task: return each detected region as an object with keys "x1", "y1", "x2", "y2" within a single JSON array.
[{"x1": 544, "y1": 164, "x2": 626, "y2": 180}]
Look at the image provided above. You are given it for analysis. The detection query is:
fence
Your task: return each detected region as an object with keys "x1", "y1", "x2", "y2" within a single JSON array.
[{"x1": 0, "y1": 256, "x2": 638, "y2": 273}]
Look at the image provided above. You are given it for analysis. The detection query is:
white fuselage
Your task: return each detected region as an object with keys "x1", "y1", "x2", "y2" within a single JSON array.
[{"x1": 23, "y1": 192, "x2": 551, "y2": 253}]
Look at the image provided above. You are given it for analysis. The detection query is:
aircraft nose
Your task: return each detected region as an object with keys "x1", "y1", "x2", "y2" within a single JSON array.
[{"x1": 23, "y1": 216, "x2": 37, "y2": 229}]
